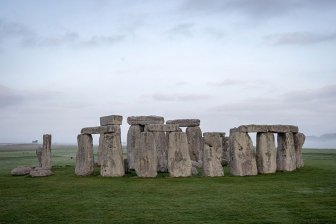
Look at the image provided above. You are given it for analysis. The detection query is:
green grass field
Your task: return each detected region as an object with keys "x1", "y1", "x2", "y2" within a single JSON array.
[{"x1": 0, "y1": 145, "x2": 335, "y2": 224}]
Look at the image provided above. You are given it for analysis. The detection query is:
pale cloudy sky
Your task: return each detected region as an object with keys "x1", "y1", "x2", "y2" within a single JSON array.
[{"x1": 0, "y1": 0, "x2": 335, "y2": 144}]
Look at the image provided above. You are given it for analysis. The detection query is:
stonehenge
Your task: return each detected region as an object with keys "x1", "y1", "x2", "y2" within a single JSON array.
[
  {"x1": 41, "y1": 134, "x2": 52, "y2": 169},
  {"x1": 73, "y1": 114, "x2": 306, "y2": 179}
]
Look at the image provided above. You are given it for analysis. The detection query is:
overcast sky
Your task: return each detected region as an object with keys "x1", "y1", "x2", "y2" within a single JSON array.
[{"x1": 0, "y1": 0, "x2": 335, "y2": 145}]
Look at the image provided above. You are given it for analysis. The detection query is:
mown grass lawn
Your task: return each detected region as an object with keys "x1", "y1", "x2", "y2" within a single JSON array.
[{"x1": 0, "y1": 146, "x2": 335, "y2": 223}]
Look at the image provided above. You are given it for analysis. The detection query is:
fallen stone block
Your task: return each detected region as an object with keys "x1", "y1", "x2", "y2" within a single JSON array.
[
  {"x1": 30, "y1": 167, "x2": 53, "y2": 177},
  {"x1": 145, "y1": 124, "x2": 180, "y2": 132},
  {"x1": 100, "y1": 115, "x2": 123, "y2": 126},
  {"x1": 256, "y1": 132, "x2": 276, "y2": 174},
  {"x1": 81, "y1": 125, "x2": 120, "y2": 135},
  {"x1": 127, "y1": 116, "x2": 164, "y2": 125},
  {"x1": 229, "y1": 132, "x2": 258, "y2": 176},
  {"x1": 11, "y1": 166, "x2": 32, "y2": 176},
  {"x1": 166, "y1": 119, "x2": 200, "y2": 127}
]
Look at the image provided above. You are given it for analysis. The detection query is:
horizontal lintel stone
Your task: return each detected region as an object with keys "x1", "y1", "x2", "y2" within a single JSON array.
[
  {"x1": 100, "y1": 115, "x2": 123, "y2": 126},
  {"x1": 81, "y1": 125, "x2": 120, "y2": 134},
  {"x1": 230, "y1": 125, "x2": 299, "y2": 133},
  {"x1": 166, "y1": 119, "x2": 200, "y2": 127},
  {"x1": 203, "y1": 132, "x2": 226, "y2": 138},
  {"x1": 127, "y1": 116, "x2": 164, "y2": 125},
  {"x1": 145, "y1": 124, "x2": 180, "y2": 132}
]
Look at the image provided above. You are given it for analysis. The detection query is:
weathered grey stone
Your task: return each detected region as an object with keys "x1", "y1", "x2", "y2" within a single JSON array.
[
  {"x1": 134, "y1": 132, "x2": 157, "y2": 177},
  {"x1": 222, "y1": 137, "x2": 230, "y2": 166},
  {"x1": 256, "y1": 132, "x2": 277, "y2": 174},
  {"x1": 229, "y1": 132, "x2": 258, "y2": 176},
  {"x1": 97, "y1": 133, "x2": 104, "y2": 166},
  {"x1": 127, "y1": 116, "x2": 164, "y2": 125},
  {"x1": 11, "y1": 166, "x2": 32, "y2": 176},
  {"x1": 166, "y1": 119, "x2": 200, "y2": 127},
  {"x1": 42, "y1": 134, "x2": 52, "y2": 169},
  {"x1": 36, "y1": 146, "x2": 42, "y2": 167},
  {"x1": 81, "y1": 125, "x2": 120, "y2": 135},
  {"x1": 294, "y1": 132, "x2": 305, "y2": 169},
  {"x1": 127, "y1": 125, "x2": 142, "y2": 169},
  {"x1": 203, "y1": 132, "x2": 224, "y2": 177},
  {"x1": 168, "y1": 132, "x2": 192, "y2": 177},
  {"x1": 30, "y1": 167, "x2": 53, "y2": 177},
  {"x1": 153, "y1": 132, "x2": 168, "y2": 172},
  {"x1": 186, "y1": 126, "x2": 203, "y2": 162},
  {"x1": 191, "y1": 160, "x2": 202, "y2": 169},
  {"x1": 100, "y1": 115, "x2": 123, "y2": 126},
  {"x1": 277, "y1": 133, "x2": 296, "y2": 171},
  {"x1": 145, "y1": 124, "x2": 180, "y2": 132},
  {"x1": 100, "y1": 133, "x2": 125, "y2": 177},
  {"x1": 231, "y1": 125, "x2": 299, "y2": 133},
  {"x1": 75, "y1": 134, "x2": 94, "y2": 176},
  {"x1": 192, "y1": 167, "x2": 199, "y2": 175}
]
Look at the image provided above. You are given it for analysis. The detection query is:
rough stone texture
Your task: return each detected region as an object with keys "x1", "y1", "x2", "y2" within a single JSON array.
[
  {"x1": 231, "y1": 125, "x2": 299, "y2": 133},
  {"x1": 100, "y1": 133, "x2": 125, "y2": 177},
  {"x1": 277, "y1": 133, "x2": 297, "y2": 172},
  {"x1": 145, "y1": 124, "x2": 180, "y2": 132},
  {"x1": 192, "y1": 167, "x2": 199, "y2": 175},
  {"x1": 166, "y1": 119, "x2": 200, "y2": 127},
  {"x1": 75, "y1": 134, "x2": 94, "y2": 176},
  {"x1": 153, "y1": 132, "x2": 168, "y2": 172},
  {"x1": 256, "y1": 132, "x2": 277, "y2": 174},
  {"x1": 127, "y1": 116, "x2": 164, "y2": 125},
  {"x1": 30, "y1": 167, "x2": 53, "y2": 177},
  {"x1": 294, "y1": 132, "x2": 305, "y2": 169},
  {"x1": 168, "y1": 132, "x2": 192, "y2": 177},
  {"x1": 97, "y1": 134, "x2": 104, "y2": 166},
  {"x1": 186, "y1": 126, "x2": 203, "y2": 162},
  {"x1": 100, "y1": 115, "x2": 123, "y2": 126},
  {"x1": 191, "y1": 160, "x2": 202, "y2": 169},
  {"x1": 222, "y1": 137, "x2": 230, "y2": 166},
  {"x1": 36, "y1": 146, "x2": 42, "y2": 167},
  {"x1": 134, "y1": 132, "x2": 157, "y2": 177},
  {"x1": 81, "y1": 125, "x2": 120, "y2": 135},
  {"x1": 11, "y1": 166, "x2": 32, "y2": 176},
  {"x1": 229, "y1": 132, "x2": 258, "y2": 176},
  {"x1": 203, "y1": 133, "x2": 224, "y2": 177},
  {"x1": 42, "y1": 134, "x2": 52, "y2": 169},
  {"x1": 127, "y1": 125, "x2": 142, "y2": 169}
]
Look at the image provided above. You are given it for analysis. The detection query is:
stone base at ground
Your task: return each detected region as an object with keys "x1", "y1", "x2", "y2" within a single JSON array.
[
  {"x1": 30, "y1": 167, "x2": 53, "y2": 177},
  {"x1": 11, "y1": 166, "x2": 32, "y2": 176}
]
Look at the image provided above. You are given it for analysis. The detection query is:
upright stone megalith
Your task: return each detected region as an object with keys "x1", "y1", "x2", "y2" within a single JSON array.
[
  {"x1": 97, "y1": 133, "x2": 104, "y2": 166},
  {"x1": 100, "y1": 132, "x2": 125, "y2": 177},
  {"x1": 36, "y1": 146, "x2": 42, "y2": 167},
  {"x1": 277, "y1": 133, "x2": 296, "y2": 171},
  {"x1": 153, "y1": 132, "x2": 168, "y2": 172},
  {"x1": 41, "y1": 134, "x2": 52, "y2": 169},
  {"x1": 134, "y1": 132, "x2": 157, "y2": 177},
  {"x1": 168, "y1": 132, "x2": 192, "y2": 177},
  {"x1": 256, "y1": 132, "x2": 276, "y2": 174},
  {"x1": 75, "y1": 134, "x2": 94, "y2": 176},
  {"x1": 203, "y1": 133, "x2": 224, "y2": 177},
  {"x1": 127, "y1": 125, "x2": 142, "y2": 169},
  {"x1": 222, "y1": 137, "x2": 230, "y2": 166},
  {"x1": 229, "y1": 131, "x2": 257, "y2": 176},
  {"x1": 186, "y1": 126, "x2": 203, "y2": 163},
  {"x1": 294, "y1": 132, "x2": 305, "y2": 169}
]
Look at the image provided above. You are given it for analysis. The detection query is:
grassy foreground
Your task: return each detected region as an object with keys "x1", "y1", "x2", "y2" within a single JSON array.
[{"x1": 0, "y1": 145, "x2": 335, "y2": 224}]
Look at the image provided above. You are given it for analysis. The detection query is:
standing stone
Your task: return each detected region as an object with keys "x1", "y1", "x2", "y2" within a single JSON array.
[
  {"x1": 222, "y1": 137, "x2": 230, "y2": 166},
  {"x1": 294, "y1": 132, "x2": 305, "y2": 169},
  {"x1": 100, "y1": 133, "x2": 125, "y2": 177},
  {"x1": 36, "y1": 146, "x2": 42, "y2": 167},
  {"x1": 168, "y1": 132, "x2": 192, "y2": 177},
  {"x1": 41, "y1": 134, "x2": 52, "y2": 169},
  {"x1": 153, "y1": 132, "x2": 168, "y2": 172},
  {"x1": 256, "y1": 132, "x2": 276, "y2": 174},
  {"x1": 75, "y1": 134, "x2": 94, "y2": 176},
  {"x1": 134, "y1": 132, "x2": 157, "y2": 177},
  {"x1": 186, "y1": 126, "x2": 203, "y2": 162},
  {"x1": 127, "y1": 125, "x2": 142, "y2": 169},
  {"x1": 229, "y1": 132, "x2": 258, "y2": 176},
  {"x1": 203, "y1": 133, "x2": 224, "y2": 177},
  {"x1": 97, "y1": 134, "x2": 104, "y2": 166},
  {"x1": 277, "y1": 133, "x2": 296, "y2": 171}
]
